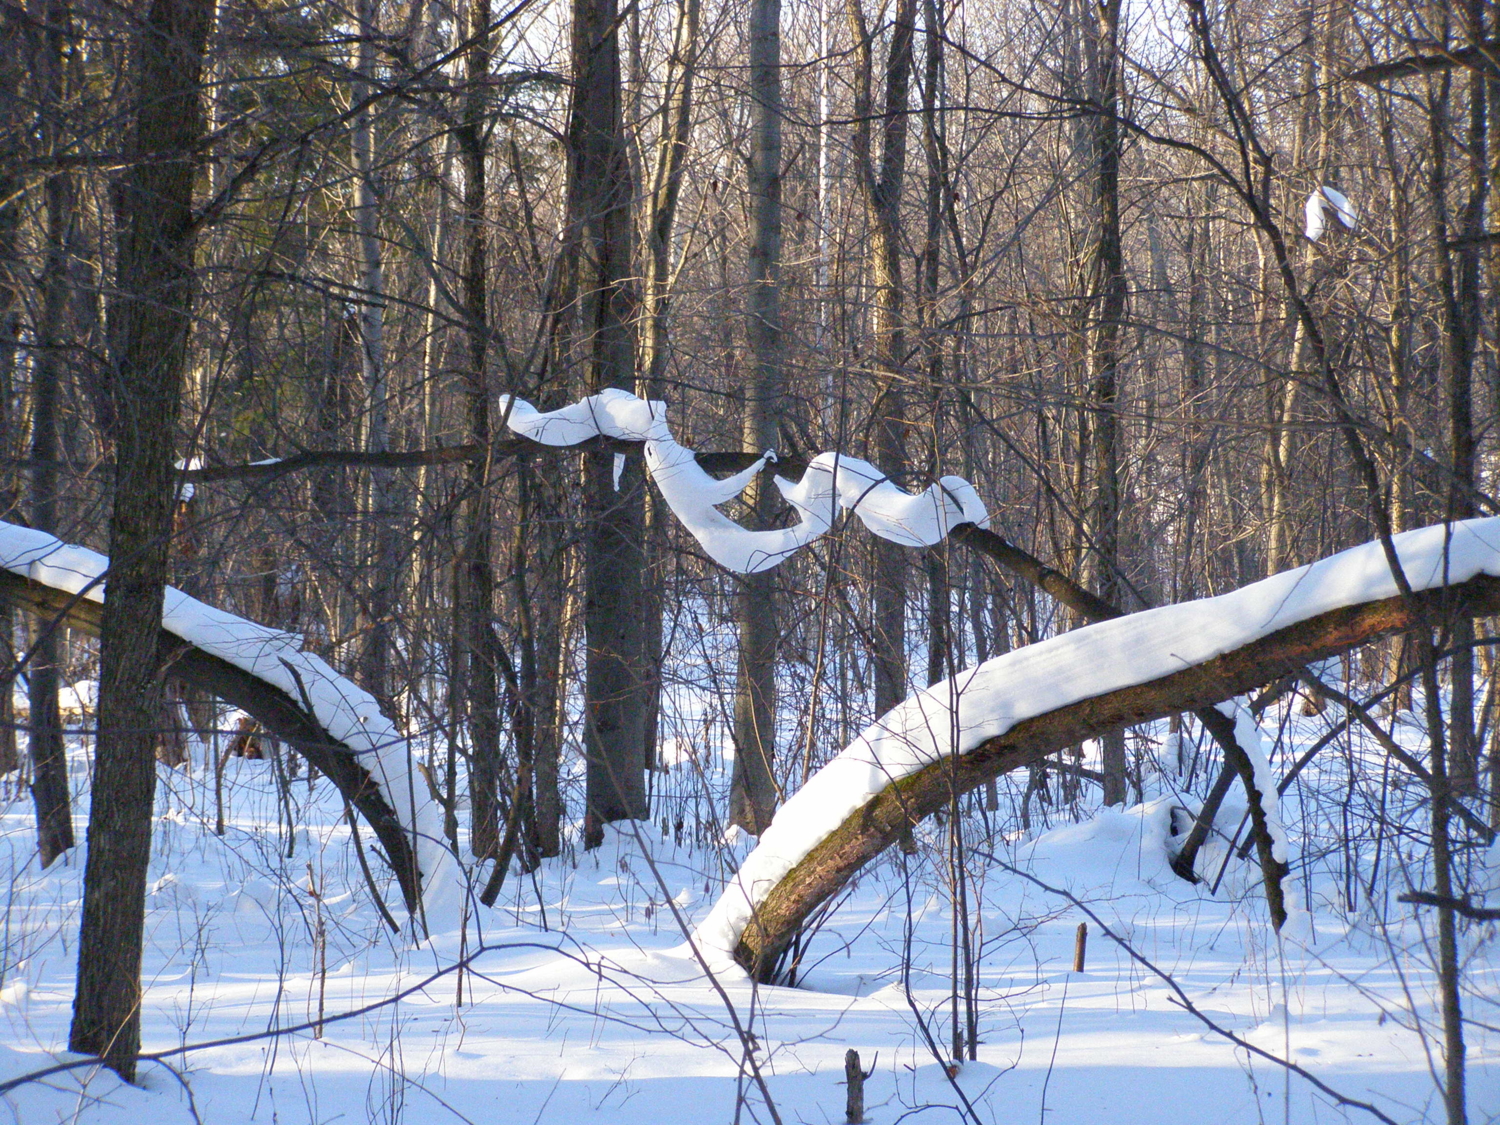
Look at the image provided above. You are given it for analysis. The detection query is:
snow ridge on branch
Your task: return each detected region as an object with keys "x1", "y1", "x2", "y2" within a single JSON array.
[
  {"x1": 0, "y1": 522, "x2": 448, "y2": 899},
  {"x1": 499, "y1": 389, "x2": 990, "y2": 573},
  {"x1": 694, "y1": 516, "x2": 1500, "y2": 967}
]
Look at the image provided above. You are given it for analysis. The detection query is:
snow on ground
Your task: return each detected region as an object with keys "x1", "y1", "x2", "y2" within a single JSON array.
[{"x1": 0, "y1": 697, "x2": 1496, "y2": 1124}]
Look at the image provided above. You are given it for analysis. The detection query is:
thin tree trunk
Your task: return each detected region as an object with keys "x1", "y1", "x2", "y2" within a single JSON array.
[
  {"x1": 455, "y1": 0, "x2": 503, "y2": 860},
  {"x1": 731, "y1": 0, "x2": 784, "y2": 833},
  {"x1": 1438, "y1": 2, "x2": 1488, "y2": 794},
  {"x1": 353, "y1": 0, "x2": 400, "y2": 712},
  {"x1": 28, "y1": 0, "x2": 77, "y2": 866},
  {"x1": 1419, "y1": 648, "x2": 1467, "y2": 1125},
  {"x1": 0, "y1": 13, "x2": 20, "y2": 775},
  {"x1": 640, "y1": 0, "x2": 699, "y2": 388},
  {"x1": 637, "y1": 0, "x2": 699, "y2": 802},
  {"x1": 571, "y1": 0, "x2": 648, "y2": 843},
  {"x1": 70, "y1": 0, "x2": 212, "y2": 1080},
  {"x1": 847, "y1": 0, "x2": 916, "y2": 719},
  {"x1": 1085, "y1": 0, "x2": 1127, "y2": 805}
]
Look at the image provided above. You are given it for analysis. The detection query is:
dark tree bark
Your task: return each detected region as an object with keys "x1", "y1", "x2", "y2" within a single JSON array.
[
  {"x1": 570, "y1": 0, "x2": 649, "y2": 843},
  {"x1": 0, "y1": 2, "x2": 22, "y2": 777},
  {"x1": 730, "y1": 0, "x2": 784, "y2": 833},
  {"x1": 1431, "y1": 2, "x2": 1488, "y2": 794},
  {"x1": 69, "y1": 0, "x2": 212, "y2": 1081},
  {"x1": 1084, "y1": 0, "x2": 1128, "y2": 805},
  {"x1": 455, "y1": 0, "x2": 503, "y2": 860},
  {"x1": 353, "y1": 0, "x2": 400, "y2": 714},
  {"x1": 27, "y1": 0, "x2": 76, "y2": 867}
]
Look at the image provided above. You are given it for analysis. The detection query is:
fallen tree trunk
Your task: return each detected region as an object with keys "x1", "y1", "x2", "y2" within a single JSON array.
[
  {"x1": 953, "y1": 523, "x2": 1289, "y2": 925},
  {"x1": 697, "y1": 521, "x2": 1500, "y2": 980},
  {"x1": 0, "y1": 548, "x2": 428, "y2": 916}
]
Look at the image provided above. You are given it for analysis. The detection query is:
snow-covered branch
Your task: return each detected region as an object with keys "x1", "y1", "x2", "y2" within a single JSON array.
[
  {"x1": 0, "y1": 522, "x2": 447, "y2": 915},
  {"x1": 699, "y1": 517, "x2": 1500, "y2": 978},
  {"x1": 499, "y1": 390, "x2": 989, "y2": 573}
]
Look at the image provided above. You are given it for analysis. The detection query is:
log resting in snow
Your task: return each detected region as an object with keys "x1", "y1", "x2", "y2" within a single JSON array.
[
  {"x1": 701, "y1": 520, "x2": 1500, "y2": 980},
  {"x1": 0, "y1": 539, "x2": 429, "y2": 916},
  {"x1": 953, "y1": 522, "x2": 1290, "y2": 925}
]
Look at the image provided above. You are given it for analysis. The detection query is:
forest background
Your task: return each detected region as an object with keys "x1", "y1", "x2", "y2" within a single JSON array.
[{"x1": 0, "y1": 0, "x2": 1497, "y2": 1118}]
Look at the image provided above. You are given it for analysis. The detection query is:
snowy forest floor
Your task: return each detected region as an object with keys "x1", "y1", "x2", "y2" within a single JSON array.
[{"x1": 0, "y1": 697, "x2": 1497, "y2": 1124}]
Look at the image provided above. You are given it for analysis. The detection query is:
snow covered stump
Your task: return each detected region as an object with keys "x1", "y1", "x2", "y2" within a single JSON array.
[{"x1": 694, "y1": 518, "x2": 1500, "y2": 980}]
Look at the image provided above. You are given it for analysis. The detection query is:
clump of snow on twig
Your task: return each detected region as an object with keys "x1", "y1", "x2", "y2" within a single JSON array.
[{"x1": 1304, "y1": 185, "x2": 1357, "y2": 241}]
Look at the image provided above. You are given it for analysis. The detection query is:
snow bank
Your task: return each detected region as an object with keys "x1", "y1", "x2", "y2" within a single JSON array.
[
  {"x1": 692, "y1": 517, "x2": 1500, "y2": 958},
  {"x1": 499, "y1": 390, "x2": 988, "y2": 573},
  {"x1": 0, "y1": 521, "x2": 448, "y2": 900}
]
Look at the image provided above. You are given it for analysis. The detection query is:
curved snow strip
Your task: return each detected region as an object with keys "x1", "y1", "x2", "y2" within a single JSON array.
[
  {"x1": 1304, "y1": 185, "x2": 1357, "y2": 242},
  {"x1": 691, "y1": 517, "x2": 1500, "y2": 959},
  {"x1": 0, "y1": 521, "x2": 449, "y2": 898},
  {"x1": 1221, "y1": 701, "x2": 1288, "y2": 864},
  {"x1": 499, "y1": 389, "x2": 989, "y2": 573}
]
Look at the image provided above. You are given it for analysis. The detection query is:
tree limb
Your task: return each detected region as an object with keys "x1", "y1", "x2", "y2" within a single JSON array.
[
  {"x1": 732, "y1": 572, "x2": 1500, "y2": 978},
  {"x1": 0, "y1": 568, "x2": 422, "y2": 915}
]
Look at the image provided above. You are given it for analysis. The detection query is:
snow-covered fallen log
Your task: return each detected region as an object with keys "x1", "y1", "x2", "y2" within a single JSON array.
[
  {"x1": 498, "y1": 389, "x2": 989, "y2": 572},
  {"x1": 696, "y1": 518, "x2": 1500, "y2": 979},
  {"x1": 0, "y1": 521, "x2": 445, "y2": 917}
]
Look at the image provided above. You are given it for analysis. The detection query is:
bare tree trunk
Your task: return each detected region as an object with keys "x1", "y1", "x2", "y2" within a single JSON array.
[
  {"x1": 1084, "y1": 0, "x2": 1127, "y2": 805},
  {"x1": 730, "y1": 0, "x2": 784, "y2": 833},
  {"x1": 0, "y1": 10, "x2": 21, "y2": 776},
  {"x1": 847, "y1": 0, "x2": 916, "y2": 719},
  {"x1": 571, "y1": 0, "x2": 648, "y2": 843},
  {"x1": 637, "y1": 0, "x2": 699, "y2": 802},
  {"x1": 919, "y1": 0, "x2": 948, "y2": 692},
  {"x1": 69, "y1": 0, "x2": 211, "y2": 1081},
  {"x1": 1419, "y1": 648, "x2": 1468, "y2": 1125},
  {"x1": 27, "y1": 0, "x2": 77, "y2": 865},
  {"x1": 521, "y1": 461, "x2": 564, "y2": 857},
  {"x1": 455, "y1": 0, "x2": 503, "y2": 860},
  {"x1": 353, "y1": 0, "x2": 400, "y2": 712},
  {"x1": 1431, "y1": 3, "x2": 1487, "y2": 793},
  {"x1": 640, "y1": 0, "x2": 699, "y2": 388}
]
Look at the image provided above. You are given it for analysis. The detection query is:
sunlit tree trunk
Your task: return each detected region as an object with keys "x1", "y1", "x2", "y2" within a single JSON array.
[{"x1": 847, "y1": 0, "x2": 916, "y2": 719}]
